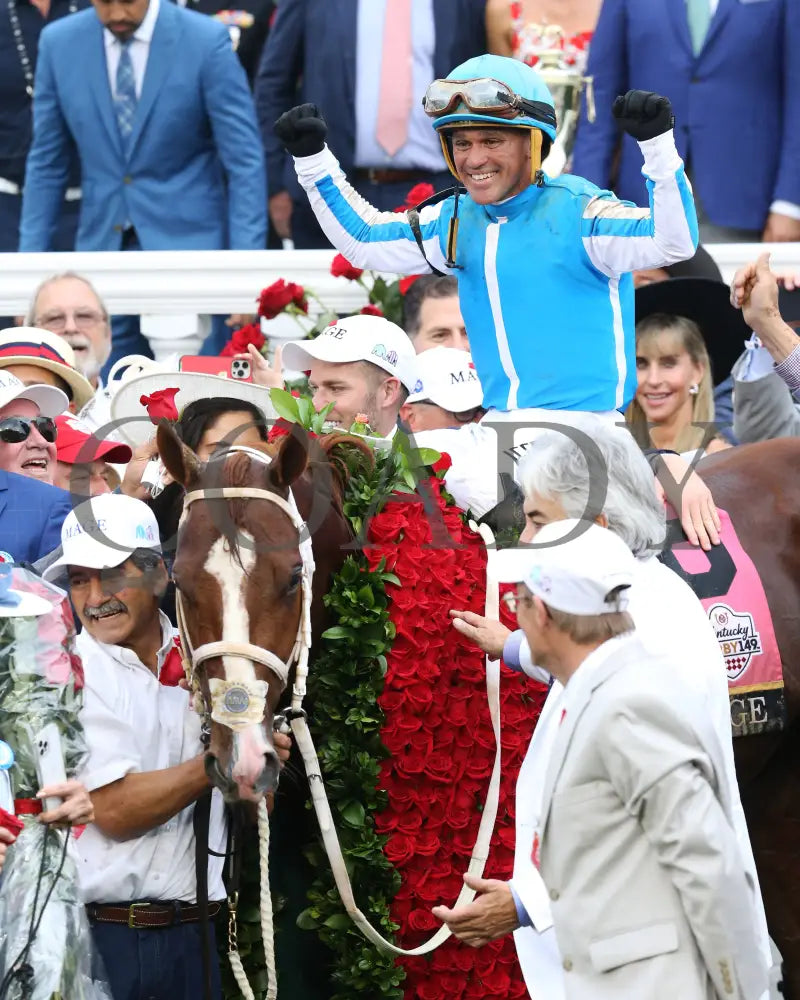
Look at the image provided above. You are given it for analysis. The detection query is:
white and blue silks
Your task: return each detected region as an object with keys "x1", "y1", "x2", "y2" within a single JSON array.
[{"x1": 293, "y1": 132, "x2": 698, "y2": 414}]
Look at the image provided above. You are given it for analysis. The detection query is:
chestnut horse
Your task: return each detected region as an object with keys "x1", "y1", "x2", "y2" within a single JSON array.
[
  {"x1": 156, "y1": 422, "x2": 352, "y2": 801},
  {"x1": 696, "y1": 438, "x2": 800, "y2": 997}
]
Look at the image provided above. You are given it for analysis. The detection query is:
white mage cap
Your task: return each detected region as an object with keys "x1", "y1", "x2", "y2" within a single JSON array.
[
  {"x1": 282, "y1": 314, "x2": 418, "y2": 391},
  {"x1": 494, "y1": 519, "x2": 635, "y2": 615},
  {"x1": 43, "y1": 493, "x2": 162, "y2": 581},
  {"x1": 0, "y1": 369, "x2": 68, "y2": 418},
  {"x1": 406, "y1": 347, "x2": 483, "y2": 412}
]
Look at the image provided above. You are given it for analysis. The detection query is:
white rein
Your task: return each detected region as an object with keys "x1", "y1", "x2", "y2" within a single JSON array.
[{"x1": 175, "y1": 446, "x2": 503, "y2": 998}]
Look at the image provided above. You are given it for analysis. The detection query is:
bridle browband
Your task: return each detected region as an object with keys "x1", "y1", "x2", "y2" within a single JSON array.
[{"x1": 175, "y1": 446, "x2": 315, "y2": 725}]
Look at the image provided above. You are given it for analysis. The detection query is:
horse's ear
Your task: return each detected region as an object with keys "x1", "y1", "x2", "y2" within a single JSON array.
[
  {"x1": 157, "y1": 420, "x2": 201, "y2": 489},
  {"x1": 270, "y1": 426, "x2": 309, "y2": 490}
]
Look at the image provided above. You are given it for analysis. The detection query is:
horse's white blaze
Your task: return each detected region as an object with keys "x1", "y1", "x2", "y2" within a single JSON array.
[{"x1": 204, "y1": 533, "x2": 257, "y2": 683}]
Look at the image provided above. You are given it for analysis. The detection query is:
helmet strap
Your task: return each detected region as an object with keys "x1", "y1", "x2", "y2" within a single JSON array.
[{"x1": 529, "y1": 128, "x2": 543, "y2": 183}]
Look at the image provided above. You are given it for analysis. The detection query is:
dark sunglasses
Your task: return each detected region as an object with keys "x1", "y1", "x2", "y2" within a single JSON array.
[{"x1": 0, "y1": 415, "x2": 58, "y2": 444}]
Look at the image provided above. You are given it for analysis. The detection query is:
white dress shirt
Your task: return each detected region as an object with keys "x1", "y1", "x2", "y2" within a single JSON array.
[
  {"x1": 75, "y1": 610, "x2": 226, "y2": 903},
  {"x1": 103, "y1": 0, "x2": 161, "y2": 101}
]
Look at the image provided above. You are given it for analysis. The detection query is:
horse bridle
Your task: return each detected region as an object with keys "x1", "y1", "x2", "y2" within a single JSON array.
[{"x1": 174, "y1": 446, "x2": 316, "y2": 728}]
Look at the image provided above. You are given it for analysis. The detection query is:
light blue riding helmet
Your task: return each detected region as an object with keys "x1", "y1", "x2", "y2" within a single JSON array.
[{"x1": 430, "y1": 54, "x2": 558, "y2": 141}]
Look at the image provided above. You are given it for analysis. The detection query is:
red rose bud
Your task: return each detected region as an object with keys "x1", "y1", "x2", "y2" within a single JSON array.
[
  {"x1": 257, "y1": 279, "x2": 308, "y2": 319},
  {"x1": 330, "y1": 253, "x2": 364, "y2": 281},
  {"x1": 399, "y1": 274, "x2": 424, "y2": 295},
  {"x1": 398, "y1": 182, "x2": 435, "y2": 211},
  {"x1": 360, "y1": 304, "x2": 384, "y2": 317},
  {"x1": 139, "y1": 387, "x2": 179, "y2": 424},
  {"x1": 432, "y1": 453, "x2": 452, "y2": 474}
]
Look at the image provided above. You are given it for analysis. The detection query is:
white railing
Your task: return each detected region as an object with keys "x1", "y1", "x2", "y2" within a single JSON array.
[{"x1": 1, "y1": 245, "x2": 798, "y2": 358}]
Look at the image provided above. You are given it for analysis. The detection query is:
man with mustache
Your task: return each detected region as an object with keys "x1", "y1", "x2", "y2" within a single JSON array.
[{"x1": 41, "y1": 492, "x2": 285, "y2": 1000}]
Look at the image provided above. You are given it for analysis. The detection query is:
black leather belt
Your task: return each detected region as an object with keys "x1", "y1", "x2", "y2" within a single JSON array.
[
  {"x1": 87, "y1": 900, "x2": 222, "y2": 928},
  {"x1": 354, "y1": 167, "x2": 432, "y2": 185}
]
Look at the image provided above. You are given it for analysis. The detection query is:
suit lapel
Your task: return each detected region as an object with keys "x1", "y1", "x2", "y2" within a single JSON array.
[
  {"x1": 701, "y1": 0, "x2": 734, "y2": 57},
  {"x1": 86, "y1": 16, "x2": 124, "y2": 158},
  {"x1": 127, "y1": 1, "x2": 180, "y2": 158},
  {"x1": 666, "y1": 0, "x2": 693, "y2": 56},
  {"x1": 538, "y1": 644, "x2": 631, "y2": 836}
]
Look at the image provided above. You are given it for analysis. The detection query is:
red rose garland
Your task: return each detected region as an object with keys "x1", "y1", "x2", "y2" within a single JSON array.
[{"x1": 365, "y1": 479, "x2": 548, "y2": 998}]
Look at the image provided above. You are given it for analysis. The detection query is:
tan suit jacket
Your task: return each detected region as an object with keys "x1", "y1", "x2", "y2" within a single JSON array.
[{"x1": 538, "y1": 633, "x2": 768, "y2": 1000}]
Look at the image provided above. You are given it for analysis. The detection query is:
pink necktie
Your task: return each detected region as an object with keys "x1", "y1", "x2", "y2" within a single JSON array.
[{"x1": 375, "y1": 0, "x2": 414, "y2": 157}]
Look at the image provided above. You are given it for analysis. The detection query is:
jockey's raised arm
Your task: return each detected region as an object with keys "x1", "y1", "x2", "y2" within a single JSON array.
[{"x1": 275, "y1": 55, "x2": 699, "y2": 421}]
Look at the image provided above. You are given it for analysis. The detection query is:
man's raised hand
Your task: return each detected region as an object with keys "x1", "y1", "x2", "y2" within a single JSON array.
[
  {"x1": 613, "y1": 90, "x2": 674, "y2": 142},
  {"x1": 274, "y1": 104, "x2": 328, "y2": 158}
]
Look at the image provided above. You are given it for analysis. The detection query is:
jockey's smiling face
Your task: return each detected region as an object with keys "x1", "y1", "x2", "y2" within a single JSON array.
[{"x1": 450, "y1": 128, "x2": 531, "y2": 205}]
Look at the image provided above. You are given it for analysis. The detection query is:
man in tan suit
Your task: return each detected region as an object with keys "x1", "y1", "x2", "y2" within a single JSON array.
[{"x1": 433, "y1": 519, "x2": 768, "y2": 1000}]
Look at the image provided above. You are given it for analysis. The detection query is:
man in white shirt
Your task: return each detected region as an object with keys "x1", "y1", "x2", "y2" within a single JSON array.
[
  {"x1": 43, "y1": 493, "x2": 227, "y2": 1000},
  {"x1": 448, "y1": 418, "x2": 775, "y2": 999},
  {"x1": 282, "y1": 313, "x2": 418, "y2": 439}
]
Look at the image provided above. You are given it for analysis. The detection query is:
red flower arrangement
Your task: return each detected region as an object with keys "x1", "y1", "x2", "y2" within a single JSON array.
[{"x1": 365, "y1": 478, "x2": 548, "y2": 999}]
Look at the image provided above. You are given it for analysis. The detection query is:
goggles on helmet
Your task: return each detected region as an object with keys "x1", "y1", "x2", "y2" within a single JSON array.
[{"x1": 423, "y1": 77, "x2": 556, "y2": 129}]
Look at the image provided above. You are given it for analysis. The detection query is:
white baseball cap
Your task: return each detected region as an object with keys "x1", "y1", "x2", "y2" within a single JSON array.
[
  {"x1": 282, "y1": 314, "x2": 418, "y2": 391},
  {"x1": 406, "y1": 347, "x2": 483, "y2": 412},
  {"x1": 42, "y1": 493, "x2": 162, "y2": 581},
  {"x1": 494, "y1": 519, "x2": 635, "y2": 615},
  {"x1": 0, "y1": 369, "x2": 69, "y2": 418}
]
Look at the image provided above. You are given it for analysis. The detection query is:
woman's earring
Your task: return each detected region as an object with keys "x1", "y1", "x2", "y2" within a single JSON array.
[{"x1": 689, "y1": 383, "x2": 699, "y2": 395}]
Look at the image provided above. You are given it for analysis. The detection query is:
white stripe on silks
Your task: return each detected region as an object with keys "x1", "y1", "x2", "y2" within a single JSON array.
[
  {"x1": 484, "y1": 220, "x2": 520, "y2": 410},
  {"x1": 203, "y1": 533, "x2": 257, "y2": 683},
  {"x1": 607, "y1": 275, "x2": 627, "y2": 410}
]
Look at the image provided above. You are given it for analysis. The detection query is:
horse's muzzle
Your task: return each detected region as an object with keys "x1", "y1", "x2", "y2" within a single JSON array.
[{"x1": 206, "y1": 725, "x2": 281, "y2": 803}]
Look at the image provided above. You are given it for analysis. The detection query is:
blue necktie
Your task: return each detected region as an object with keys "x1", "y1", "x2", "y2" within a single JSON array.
[
  {"x1": 114, "y1": 40, "x2": 137, "y2": 151},
  {"x1": 686, "y1": 0, "x2": 712, "y2": 55}
]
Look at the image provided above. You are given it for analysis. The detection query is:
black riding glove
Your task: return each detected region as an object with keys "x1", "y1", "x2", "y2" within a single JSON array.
[
  {"x1": 274, "y1": 103, "x2": 328, "y2": 158},
  {"x1": 612, "y1": 90, "x2": 674, "y2": 142}
]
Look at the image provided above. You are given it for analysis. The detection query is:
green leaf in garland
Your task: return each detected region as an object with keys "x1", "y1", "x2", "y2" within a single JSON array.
[
  {"x1": 323, "y1": 913, "x2": 353, "y2": 931},
  {"x1": 268, "y1": 387, "x2": 301, "y2": 423}
]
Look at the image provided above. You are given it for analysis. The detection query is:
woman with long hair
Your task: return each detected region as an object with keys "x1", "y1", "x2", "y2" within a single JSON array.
[{"x1": 626, "y1": 313, "x2": 731, "y2": 457}]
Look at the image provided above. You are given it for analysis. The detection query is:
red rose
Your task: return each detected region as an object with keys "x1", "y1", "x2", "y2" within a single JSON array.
[
  {"x1": 399, "y1": 274, "x2": 424, "y2": 295},
  {"x1": 407, "y1": 907, "x2": 439, "y2": 933},
  {"x1": 220, "y1": 321, "x2": 265, "y2": 357},
  {"x1": 330, "y1": 253, "x2": 364, "y2": 281},
  {"x1": 432, "y1": 453, "x2": 452, "y2": 474},
  {"x1": 360, "y1": 304, "x2": 384, "y2": 317},
  {"x1": 257, "y1": 279, "x2": 308, "y2": 319},
  {"x1": 139, "y1": 387, "x2": 179, "y2": 423},
  {"x1": 384, "y1": 832, "x2": 417, "y2": 865}
]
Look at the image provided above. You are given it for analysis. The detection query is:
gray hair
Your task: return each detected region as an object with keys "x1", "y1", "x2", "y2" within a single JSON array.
[
  {"x1": 518, "y1": 418, "x2": 665, "y2": 559},
  {"x1": 25, "y1": 271, "x2": 109, "y2": 326}
]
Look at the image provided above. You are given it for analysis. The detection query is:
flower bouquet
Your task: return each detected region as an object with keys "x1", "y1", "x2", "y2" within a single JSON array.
[{"x1": 0, "y1": 566, "x2": 112, "y2": 1000}]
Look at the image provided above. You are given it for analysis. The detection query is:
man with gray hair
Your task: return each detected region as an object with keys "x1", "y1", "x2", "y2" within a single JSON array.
[
  {"x1": 26, "y1": 272, "x2": 112, "y2": 391},
  {"x1": 449, "y1": 416, "x2": 774, "y2": 1000}
]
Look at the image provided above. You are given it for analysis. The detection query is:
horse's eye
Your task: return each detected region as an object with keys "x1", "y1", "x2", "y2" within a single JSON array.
[{"x1": 287, "y1": 565, "x2": 303, "y2": 593}]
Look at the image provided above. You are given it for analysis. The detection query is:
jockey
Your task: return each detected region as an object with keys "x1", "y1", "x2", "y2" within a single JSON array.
[{"x1": 275, "y1": 54, "x2": 699, "y2": 429}]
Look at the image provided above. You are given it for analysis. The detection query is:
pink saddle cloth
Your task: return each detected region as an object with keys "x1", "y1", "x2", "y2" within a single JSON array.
[{"x1": 661, "y1": 509, "x2": 784, "y2": 737}]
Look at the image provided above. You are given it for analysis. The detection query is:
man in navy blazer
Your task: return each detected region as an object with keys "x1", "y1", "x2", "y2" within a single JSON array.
[
  {"x1": 254, "y1": 0, "x2": 486, "y2": 248},
  {"x1": 572, "y1": 0, "x2": 800, "y2": 243},
  {"x1": 0, "y1": 470, "x2": 72, "y2": 565},
  {"x1": 19, "y1": 0, "x2": 267, "y2": 362}
]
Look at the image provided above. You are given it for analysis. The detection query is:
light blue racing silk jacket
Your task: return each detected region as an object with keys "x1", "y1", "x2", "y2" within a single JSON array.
[{"x1": 293, "y1": 132, "x2": 698, "y2": 413}]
